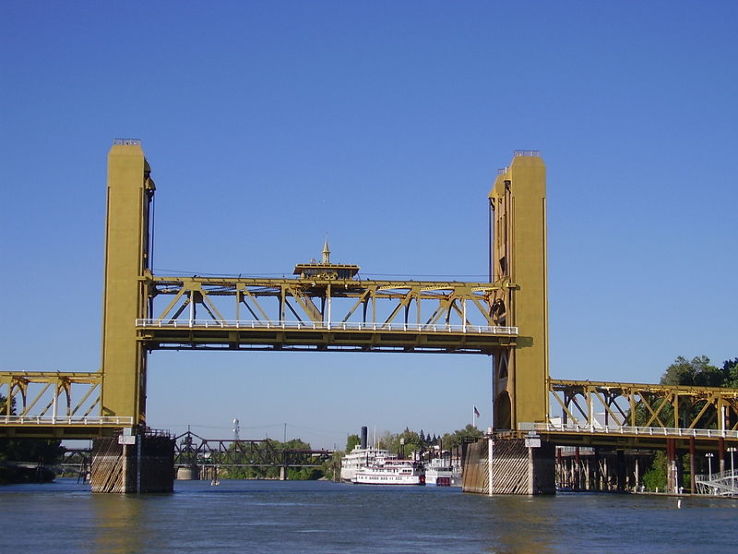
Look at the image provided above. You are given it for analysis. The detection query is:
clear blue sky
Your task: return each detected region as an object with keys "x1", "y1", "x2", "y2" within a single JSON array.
[{"x1": 1, "y1": 1, "x2": 736, "y2": 449}]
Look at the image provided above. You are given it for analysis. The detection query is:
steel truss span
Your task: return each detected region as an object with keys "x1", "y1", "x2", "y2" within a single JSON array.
[
  {"x1": 139, "y1": 275, "x2": 518, "y2": 354},
  {"x1": 174, "y1": 431, "x2": 333, "y2": 469},
  {"x1": 0, "y1": 372, "x2": 133, "y2": 438},
  {"x1": 515, "y1": 378, "x2": 738, "y2": 447}
]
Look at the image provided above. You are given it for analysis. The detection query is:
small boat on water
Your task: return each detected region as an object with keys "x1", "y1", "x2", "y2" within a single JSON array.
[
  {"x1": 340, "y1": 444, "x2": 391, "y2": 483},
  {"x1": 424, "y1": 457, "x2": 461, "y2": 487},
  {"x1": 341, "y1": 426, "x2": 425, "y2": 485},
  {"x1": 352, "y1": 457, "x2": 425, "y2": 486}
]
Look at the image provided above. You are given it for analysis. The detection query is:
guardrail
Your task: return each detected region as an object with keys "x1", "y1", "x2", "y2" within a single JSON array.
[
  {"x1": 695, "y1": 470, "x2": 738, "y2": 496},
  {"x1": 519, "y1": 422, "x2": 738, "y2": 440},
  {"x1": 136, "y1": 319, "x2": 519, "y2": 335},
  {"x1": 0, "y1": 416, "x2": 134, "y2": 426},
  {"x1": 696, "y1": 469, "x2": 738, "y2": 482}
]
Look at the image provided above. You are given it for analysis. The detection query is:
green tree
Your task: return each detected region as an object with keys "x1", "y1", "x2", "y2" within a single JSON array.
[
  {"x1": 721, "y1": 358, "x2": 738, "y2": 388},
  {"x1": 345, "y1": 434, "x2": 360, "y2": 452},
  {"x1": 660, "y1": 356, "x2": 722, "y2": 387},
  {"x1": 440, "y1": 424, "x2": 483, "y2": 450}
]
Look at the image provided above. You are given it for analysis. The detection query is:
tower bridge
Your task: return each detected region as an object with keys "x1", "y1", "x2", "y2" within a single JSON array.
[{"x1": 1, "y1": 140, "x2": 736, "y2": 494}]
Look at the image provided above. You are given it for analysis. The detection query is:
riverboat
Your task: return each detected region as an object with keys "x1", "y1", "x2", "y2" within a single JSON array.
[
  {"x1": 352, "y1": 459, "x2": 425, "y2": 486},
  {"x1": 424, "y1": 457, "x2": 461, "y2": 486},
  {"x1": 340, "y1": 445, "x2": 391, "y2": 482}
]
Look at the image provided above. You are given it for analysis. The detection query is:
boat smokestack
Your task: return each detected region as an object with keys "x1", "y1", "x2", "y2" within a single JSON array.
[{"x1": 360, "y1": 426, "x2": 368, "y2": 449}]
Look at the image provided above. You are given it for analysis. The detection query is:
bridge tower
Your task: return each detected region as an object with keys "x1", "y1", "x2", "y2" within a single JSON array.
[
  {"x1": 489, "y1": 151, "x2": 549, "y2": 431},
  {"x1": 91, "y1": 140, "x2": 173, "y2": 493},
  {"x1": 101, "y1": 140, "x2": 154, "y2": 423},
  {"x1": 460, "y1": 151, "x2": 556, "y2": 496}
]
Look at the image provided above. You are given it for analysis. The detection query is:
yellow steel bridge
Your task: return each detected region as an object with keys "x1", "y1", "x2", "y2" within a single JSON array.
[{"x1": 1, "y1": 141, "x2": 736, "y2": 458}]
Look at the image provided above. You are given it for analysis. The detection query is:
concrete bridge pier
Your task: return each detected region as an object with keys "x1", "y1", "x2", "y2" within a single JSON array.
[
  {"x1": 462, "y1": 436, "x2": 555, "y2": 495},
  {"x1": 666, "y1": 438, "x2": 680, "y2": 494},
  {"x1": 90, "y1": 430, "x2": 175, "y2": 493}
]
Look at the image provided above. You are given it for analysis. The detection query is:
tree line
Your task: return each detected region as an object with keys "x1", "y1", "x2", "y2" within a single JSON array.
[{"x1": 344, "y1": 424, "x2": 483, "y2": 458}]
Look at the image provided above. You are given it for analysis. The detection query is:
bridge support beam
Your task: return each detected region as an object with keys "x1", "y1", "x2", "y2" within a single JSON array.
[
  {"x1": 462, "y1": 437, "x2": 555, "y2": 495},
  {"x1": 666, "y1": 438, "x2": 679, "y2": 494},
  {"x1": 689, "y1": 438, "x2": 696, "y2": 494},
  {"x1": 90, "y1": 431, "x2": 174, "y2": 493},
  {"x1": 616, "y1": 450, "x2": 626, "y2": 492}
]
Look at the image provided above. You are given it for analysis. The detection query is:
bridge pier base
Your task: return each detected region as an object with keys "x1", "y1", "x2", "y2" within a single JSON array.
[
  {"x1": 462, "y1": 437, "x2": 555, "y2": 495},
  {"x1": 666, "y1": 438, "x2": 679, "y2": 494},
  {"x1": 90, "y1": 431, "x2": 175, "y2": 493}
]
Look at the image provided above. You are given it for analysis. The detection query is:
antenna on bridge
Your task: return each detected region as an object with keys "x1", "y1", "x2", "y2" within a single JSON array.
[
  {"x1": 232, "y1": 418, "x2": 240, "y2": 441},
  {"x1": 322, "y1": 238, "x2": 331, "y2": 264}
]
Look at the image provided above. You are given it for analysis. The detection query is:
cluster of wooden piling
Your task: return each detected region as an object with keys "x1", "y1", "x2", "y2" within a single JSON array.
[
  {"x1": 462, "y1": 437, "x2": 555, "y2": 495},
  {"x1": 90, "y1": 432, "x2": 175, "y2": 493}
]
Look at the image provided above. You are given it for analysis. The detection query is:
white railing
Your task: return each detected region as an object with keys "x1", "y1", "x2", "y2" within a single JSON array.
[
  {"x1": 136, "y1": 319, "x2": 518, "y2": 335},
  {"x1": 0, "y1": 415, "x2": 134, "y2": 426},
  {"x1": 518, "y1": 421, "x2": 738, "y2": 440},
  {"x1": 696, "y1": 468, "x2": 738, "y2": 483},
  {"x1": 695, "y1": 470, "x2": 738, "y2": 496}
]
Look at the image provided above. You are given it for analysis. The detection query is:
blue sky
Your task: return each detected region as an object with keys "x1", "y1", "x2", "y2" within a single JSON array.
[{"x1": 1, "y1": 1, "x2": 736, "y2": 449}]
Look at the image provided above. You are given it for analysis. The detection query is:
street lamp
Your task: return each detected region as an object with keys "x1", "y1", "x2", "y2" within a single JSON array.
[{"x1": 705, "y1": 452, "x2": 714, "y2": 481}]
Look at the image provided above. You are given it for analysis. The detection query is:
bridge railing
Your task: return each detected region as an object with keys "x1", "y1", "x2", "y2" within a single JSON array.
[
  {"x1": 136, "y1": 318, "x2": 518, "y2": 335},
  {"x1": 1, "y1": 371, "x2": 108, "y2": 427},
  {"x1": 519, "y1": 421, "x2": 738, "y2": 440},
  {"x1": 547, "y1": 378, "x2": 738, "y2": 432},
  {"x1": 0, "y1": 415, "x2": 134, "y2": 426},
  {"x1": 695, "y1": 468, "x2": 738, "y2": 482},
  {"x1": 695, "y1": 469, "x2": 738, "y2": 496}
]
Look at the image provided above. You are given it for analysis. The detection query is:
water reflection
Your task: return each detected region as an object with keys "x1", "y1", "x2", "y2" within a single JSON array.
[
  {"x1": 488, "y1": 497, "x2": 555, "y2": 551},
  {"x1": 91, "y1": 494, "x2": 147, "y2": 553},
  {"x1": 2, "y1": 480, "x2": 738, "y2": 552}
]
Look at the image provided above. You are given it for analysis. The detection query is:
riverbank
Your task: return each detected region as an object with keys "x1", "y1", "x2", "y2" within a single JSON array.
[{"x1": 0, "y1": 463, "x2": 55, "y2": 485}]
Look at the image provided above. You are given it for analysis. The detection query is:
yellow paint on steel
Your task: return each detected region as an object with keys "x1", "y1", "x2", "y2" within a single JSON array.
[
  {"x1": 490, "y1": 152, "x2": 549, "y2": 430},
  {"x1": 548, "y1": 378, "x2": 738, "y2": 431},
  {"x1": 100, "y1": 142, "x2": 154, "y2": 423}
]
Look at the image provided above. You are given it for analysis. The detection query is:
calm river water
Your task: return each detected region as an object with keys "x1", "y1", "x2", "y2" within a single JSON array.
[{"x1": 1, "y1": 479, "x2": 737, "y2": 553}]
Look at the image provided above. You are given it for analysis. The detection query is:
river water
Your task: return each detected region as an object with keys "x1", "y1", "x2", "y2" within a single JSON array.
[{"x1": 1, "y1": 479, "x2": 737, "y2": 553}]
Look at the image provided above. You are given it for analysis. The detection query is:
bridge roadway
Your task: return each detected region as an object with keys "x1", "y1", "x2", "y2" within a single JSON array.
[
  {"x1": 139, "y1": 275, "x2": 518, "y2": 354},
  {"x1": 518, "y1": 378, "x2": 738, "y2": 450},
  {"x1": 0, "y1": 371, "x2": 132, "y2": 439},
  {"x1": 3, "y1": 370, "x2": 737, "y2": 449}
]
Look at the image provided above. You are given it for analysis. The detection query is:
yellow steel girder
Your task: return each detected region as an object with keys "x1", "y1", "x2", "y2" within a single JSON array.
[
  {"x1": 547, "y1": 378, "x2": 738, "y2": 432},
  {"x1": 0, "y1": 371, "x2": 131, "y2": 429},
  {"x1": 135, "y1": 275, "x2": 519, "y2": 353}
]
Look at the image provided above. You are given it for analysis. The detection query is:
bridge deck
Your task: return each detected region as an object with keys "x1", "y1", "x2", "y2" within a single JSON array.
[
  {"x1": 137, "y1": 319, "x2": 517, "y2": 353},
  {"x1": 517, "y1": 422, "x2": 738, "y2": 449}
]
